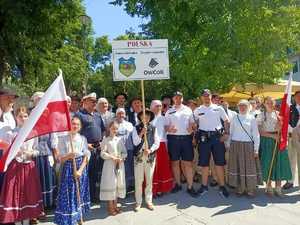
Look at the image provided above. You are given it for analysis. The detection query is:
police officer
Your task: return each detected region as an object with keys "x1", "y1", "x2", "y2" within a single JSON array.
[
  {"x1": 194, "y1": 89, "x2": 230, "y2": 197},
  {"x1": 165, "y1": 91, "x2": 197, "y2": 197},
  {"x1": 76, "y1": 92, "x2": 105, "y2": 203}
]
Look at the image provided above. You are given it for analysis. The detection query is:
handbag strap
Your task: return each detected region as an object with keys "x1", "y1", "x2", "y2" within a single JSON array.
[{"x1": 236, "y1": 115, "x2": 254, "y2": 144}]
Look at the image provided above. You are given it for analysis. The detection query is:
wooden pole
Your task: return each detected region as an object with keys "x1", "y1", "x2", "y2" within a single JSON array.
[
  {"x1": 140, "y1": 80, "x2": 148, "y2": 149},
  {"x1": 266, "y1": 131, "x2": 280, "y2": 186},
  {"x1": 69, "y1": 133, "x2": 84, "y2": 224}
]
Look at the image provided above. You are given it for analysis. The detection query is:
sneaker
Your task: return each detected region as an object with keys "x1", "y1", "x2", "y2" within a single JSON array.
[
  {"x1": 197, "y1": 185, "x2": 209, "y2": 196},
  {"x1": 171, "y1": 184, "x2": 182, "y2": 193},
  {"x1": 219, "y1": 186, "x2": 230, "y2": 198},
  {"x1": 187, "y1": 187, "x2": 198, "y2": 198},
  {"x1": 282, "y1": 182, "x2": 293, "y2": 190}
]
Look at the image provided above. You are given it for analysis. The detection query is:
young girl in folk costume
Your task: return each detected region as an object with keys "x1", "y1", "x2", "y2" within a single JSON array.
[
  {"x1": 132, "y1": 109, "x2": 160, "y2": 211},
  {"x1": 257, "y1": 97, "x2": 292, "y2": 196},
  {"x1": 0, "y1": 107, "x2": 44, "y2": 225},
  {"x1": 150, "y1": 100, "x2": 173, "y2": 197},
  {"x1": 54, "y1": 117, "x2": 91, "y2": 225},
  {"x1": 100, "y1": 121, "x2": 127, "y2": 216}
]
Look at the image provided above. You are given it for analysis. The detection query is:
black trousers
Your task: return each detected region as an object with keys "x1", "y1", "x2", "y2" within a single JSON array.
[{"x1": 88, "y1": 149, "x2": 103, "y2": 202}]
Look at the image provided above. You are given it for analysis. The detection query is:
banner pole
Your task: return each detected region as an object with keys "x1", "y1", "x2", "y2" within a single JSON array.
[{"x1": 140, "y1": 80, "x2": 148, "y2": 149}]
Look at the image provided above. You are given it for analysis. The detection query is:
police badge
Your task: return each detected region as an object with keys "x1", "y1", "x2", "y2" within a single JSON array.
[{"x1": 118, "y1": 57, "x2": 136, "y2": 77}]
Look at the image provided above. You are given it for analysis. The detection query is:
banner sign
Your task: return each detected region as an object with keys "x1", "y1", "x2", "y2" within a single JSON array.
[{"x1": 112, "y1": 39, "x2": 169, "y2": 81}]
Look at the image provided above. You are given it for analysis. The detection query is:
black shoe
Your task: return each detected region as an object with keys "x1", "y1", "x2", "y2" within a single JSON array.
[
  {"x1": 171, "y1": 184, "x2": 182, "y2": 193},
  {"x1": 282, "y1": 182, "x2": 293, "y2": 190},
  {"x1": 187, "y1": 187, "x2": 198, "y2": 198},
  {"x1": 219, "y1": 186, "x2": 230, "y2": 198},
  {"x1": 198, "y1": 185, "x2": 209, "y2": 196},
  {"x1": 210, "y1": 179, "x2": 218, "y2": 187}
]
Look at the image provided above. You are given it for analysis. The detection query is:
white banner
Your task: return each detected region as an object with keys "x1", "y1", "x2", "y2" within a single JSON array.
[{"x1": 112, "y1": 39, "x2": 170, "y2": 81}]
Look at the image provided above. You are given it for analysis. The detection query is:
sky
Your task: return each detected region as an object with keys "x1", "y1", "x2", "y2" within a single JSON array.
[{"x1": 84, "y1": 0, "x2": 147, "y2": 39}]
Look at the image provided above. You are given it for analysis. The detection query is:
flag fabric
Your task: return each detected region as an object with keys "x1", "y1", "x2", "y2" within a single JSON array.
[
  {"x1": 279, "y1": 72, "x2": 293, "y2": 151},
  {"x1": 0, "y1": 73, "x2": 71, "y2": 172}
]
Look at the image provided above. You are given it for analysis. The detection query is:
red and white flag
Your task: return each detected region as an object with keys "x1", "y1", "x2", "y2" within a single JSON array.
[
  {"x1": 0, "y1": 72, "x2": 71, "y2": 172},
  {"x1": 279, "y1": 72, "x2": 293, "y2": 151}
]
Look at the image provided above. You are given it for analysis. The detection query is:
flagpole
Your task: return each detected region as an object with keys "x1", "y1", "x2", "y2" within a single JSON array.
[{"x1": 69, "y1": 133, "x2": 84, "y2": 224}]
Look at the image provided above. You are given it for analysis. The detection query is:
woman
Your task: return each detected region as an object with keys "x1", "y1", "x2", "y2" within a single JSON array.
[
  {"x1": 150, "y1": 100, "x2": 173, "y2": 197},
  {"x1": 54, "y1": 117, "x2": 90, "y2": 225},
  {"x1": 100, "y1": 121, "x2": 127, "y2": 216},
  {"x1": 257, "y1": 96, "x2": 292, "y2": 196},
  {"x1": 228, "y1": 100, "x2": 262, "y2": 197},
  {"x1": 0, "y1": 107, "x2": 43, "y2": 225}
]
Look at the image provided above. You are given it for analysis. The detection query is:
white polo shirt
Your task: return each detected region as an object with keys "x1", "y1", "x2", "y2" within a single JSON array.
[
  {"x1": 165, "y1": 104, "x2": 193, "y2": 136},
  {"x1": 194, "y1": 104, "x2": 229, "y2": 131}
]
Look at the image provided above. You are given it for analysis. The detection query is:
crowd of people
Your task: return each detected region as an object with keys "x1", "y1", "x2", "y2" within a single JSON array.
[{"x1": 0, "y1": 87, "x2": 299, "y2": 225}]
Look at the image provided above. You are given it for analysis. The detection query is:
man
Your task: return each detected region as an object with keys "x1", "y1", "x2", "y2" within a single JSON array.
[
  {"x1": 0, "y1": 88, "x2": 18, "y2": 192},
  {"x1": 283, "y1": 90, "x2": 300, "y2": 189},
  {"x1": 194, "y1": 89, "x2": 230, "y2": 197},
  {"x1": 165, "y1": 91, "x2": 198, "y2": 197},
  {"x1": 75, "y1": 92, "x2": 105, "y2": 203},
  {"x1": 115, "y1": 108, "x2": 135, "y2": 192},
  {"x1": 112, "y1": 92, "x2": 128, "y2": 113},
  {"x1": 128, "y1": 97, "x2": 143, "y2": 126},
  {"x1": 96, "y1": 97, "x2": 115, "y2": 128},
  {"x1": 70, "y1": 95, "x2": 81, "y2": 117}
]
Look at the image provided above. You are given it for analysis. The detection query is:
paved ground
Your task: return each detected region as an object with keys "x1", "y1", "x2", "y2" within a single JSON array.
[{"x1": 41, "y1": 184, "x2": 300, "y2": 225}]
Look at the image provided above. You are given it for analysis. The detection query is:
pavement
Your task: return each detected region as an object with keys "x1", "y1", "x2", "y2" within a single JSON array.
[{"x1": 41, "y1": 183, "x2": 300, "y2": 225}]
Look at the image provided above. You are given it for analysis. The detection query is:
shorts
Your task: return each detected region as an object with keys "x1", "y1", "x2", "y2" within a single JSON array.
[
  {"x1": 167, "y1": 135, "x2": 194, "y2": 161},
  {"x1": 198, "y1": 135, "x2": 226, "y2": 167}
]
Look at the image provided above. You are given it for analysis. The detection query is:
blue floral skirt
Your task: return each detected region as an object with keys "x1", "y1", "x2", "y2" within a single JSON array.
[{"x1": 54, "y1": 157, "x2": 90, "y2": 225}]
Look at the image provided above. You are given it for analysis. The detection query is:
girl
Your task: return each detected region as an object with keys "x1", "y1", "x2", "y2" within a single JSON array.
[
  {"x1": 257, "y1": 97, "x2": 292, "y2": 196},
  {"x1": 100, "y1": 121, "x2": 127, "y2": 216},
  {"x1": 228, "y1": 100, "x2": 262, "y2": 197},
  {"x1": 54, "y1": 116, "x2": 91, "y2": 225},
  {"x1": 0, "y1": 107, "x2": 43, "y2": 225}
]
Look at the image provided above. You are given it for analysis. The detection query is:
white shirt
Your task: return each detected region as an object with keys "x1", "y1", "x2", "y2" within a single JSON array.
[
  {"x1": 151, "y1": 114, "x2": 167, "y2": 142},
  {"x1": 249, "y1": 109, "x2": 261, "y2": 118},
  {"x1": 165, "y1": 104, "x2": 194, "y2": 135},
  {"x1": 132, "y1": 125, "x2": 160, "y2": 153},
  {"x1": 58, "y1": 133, "x2": 90, "y2": 160},
  {"x1": 227, "y1": 109, "x2": 237, "y2": 122},
  {"x1": 194, "y1": 104, "x2": 229, "y2": 131},
  {"x1": 230, "y1": 113, "x2": 260, "y2": 153}
]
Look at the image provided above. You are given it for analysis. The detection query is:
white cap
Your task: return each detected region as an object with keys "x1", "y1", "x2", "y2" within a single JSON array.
[
  {"x1": 31, "y1": 91, "x2": 44, "y2": 102},
  {"x1": 82, "y1": 92, "x2": 97, "y2": 100},
  {"x1": 116, "y1": 107, "x2": 126, "y2": 114},
  {"x1": 98, "y1": 97, "x2": 108, "y2": 104},
  {"x1": 237, "y1": 99, "x2": 250, "y2": 106}
]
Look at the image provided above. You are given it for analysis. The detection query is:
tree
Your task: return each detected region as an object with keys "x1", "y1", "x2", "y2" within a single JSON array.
[
  {"x1": 0, "y1": 0, "x2": 93, "y2": 95},
  {"x1": 111, "y1": 0, "x2": 300, "y2": 97}
]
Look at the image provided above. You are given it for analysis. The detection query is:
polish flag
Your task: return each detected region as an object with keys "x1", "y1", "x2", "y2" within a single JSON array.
[
  {"x1": 0, "y1": 72, "x2": 71, "y2": 172},
  {"x1": 279, "y1": 72, "x2": 293, "y2": 151}
]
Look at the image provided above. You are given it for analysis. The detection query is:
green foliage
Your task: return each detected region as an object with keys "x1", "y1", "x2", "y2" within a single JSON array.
[{"x1": 110, "y1": 0, "x2": 300, "y2": 98}]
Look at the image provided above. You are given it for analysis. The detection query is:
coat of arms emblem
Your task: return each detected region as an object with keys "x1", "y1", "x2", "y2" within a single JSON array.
[{"x1": 118, "y1": 57, "x2": 136, "y2": 77}]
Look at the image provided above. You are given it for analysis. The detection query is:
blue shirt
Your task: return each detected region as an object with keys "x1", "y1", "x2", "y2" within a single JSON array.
[{"x1": 75, "y1": 109, "x2": 105, "y2": 144}]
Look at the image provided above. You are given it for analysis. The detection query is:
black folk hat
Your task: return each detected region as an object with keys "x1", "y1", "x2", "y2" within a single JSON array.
[
  {"x1": 0, "y1": 87, "x2": 19, "y2": 98},
  {"x1": 137, "y1": 109, "x2": 155, "y2": 123}
]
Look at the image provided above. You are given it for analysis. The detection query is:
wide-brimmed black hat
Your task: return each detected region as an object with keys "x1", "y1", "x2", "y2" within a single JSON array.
[
  {"x1": 0, "y1": 87, "x2": 19, "y2": 98},
  {"x1": 137, "y1": 109, "x2": 155, "y2": 122}
]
